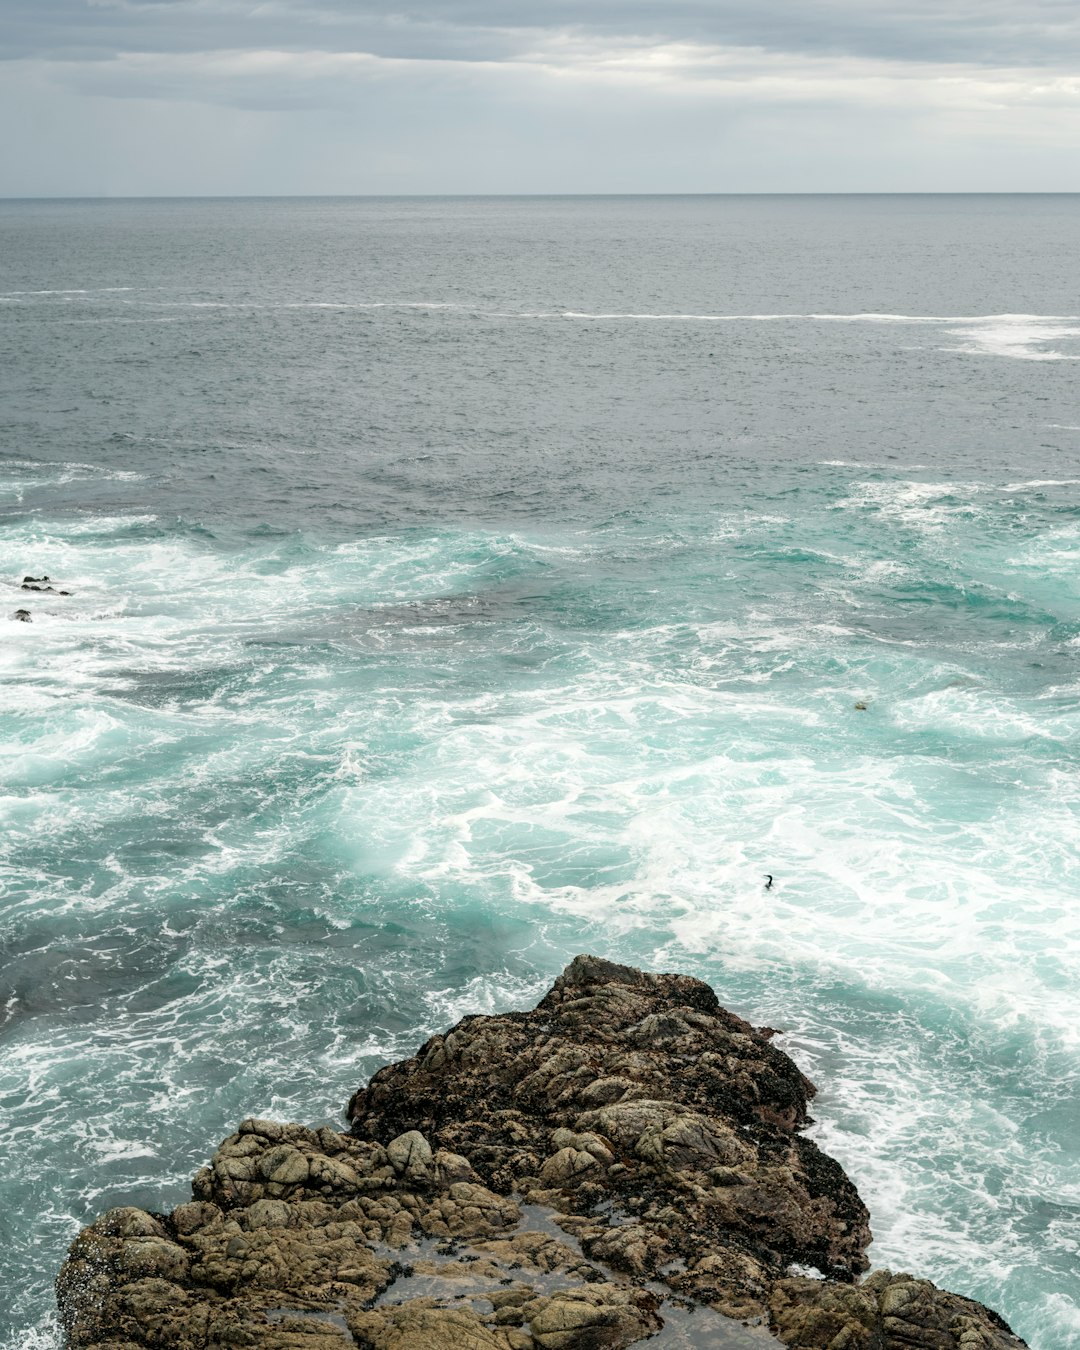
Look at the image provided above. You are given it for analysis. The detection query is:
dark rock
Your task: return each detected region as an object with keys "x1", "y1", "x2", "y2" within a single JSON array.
[
  {"x1": 21, "y1": 575, "x2": 71, "y2": 594},
  {"x1": 56, "y1": 956, "x2": 1027, "y2": 1349},
  {"x1": 348, "y1": 951, "x2": 859, "y2": 1298},
  {"x1": 13, "y1": 609, "x2": 31, "y2": 622}
]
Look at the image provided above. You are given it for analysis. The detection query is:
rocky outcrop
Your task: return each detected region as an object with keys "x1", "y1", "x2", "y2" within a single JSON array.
[
  {"x1": 57, "y1": 955, "x2": 1027, "y2": 1350},
  {"x1": 21, "y1": 574, "x2": 71, "y2": 594}
]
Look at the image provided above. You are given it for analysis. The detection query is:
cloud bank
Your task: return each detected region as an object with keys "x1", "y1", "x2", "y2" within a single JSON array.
[{"x1": 2, "y1": 1, "x2": 1079, "y2": 193}]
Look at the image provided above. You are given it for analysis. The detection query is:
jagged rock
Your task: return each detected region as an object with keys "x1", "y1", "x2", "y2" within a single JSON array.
[
  {"x1": 348, "y1": 953, "x2": 869, "y2": 1296},
  {"x1": 57, "y1": 956, "x2": 1028, "y2": 1350},
  {"x1": 12, "y1": 608, "x2": 31, "y2": 621},
  {"x1": 769, "y1": 1270, "x2": 1025, "y2": 1349}
]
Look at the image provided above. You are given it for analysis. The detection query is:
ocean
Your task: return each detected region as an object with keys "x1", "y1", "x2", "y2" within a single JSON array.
[{"x1": 1, "y1": 194, "x2": 1078, "y2": 1348}]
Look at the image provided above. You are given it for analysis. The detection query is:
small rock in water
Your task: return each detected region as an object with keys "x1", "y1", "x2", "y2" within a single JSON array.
[
  {"x1": 13, "y1": 609, "x2": 31, "y2": 622},
  {"x1": 854, "y1": 701, "x2": 868, "y2": 711},
  {"x1": 20, "y1": 577, "x2": 72, "y2": 594}
]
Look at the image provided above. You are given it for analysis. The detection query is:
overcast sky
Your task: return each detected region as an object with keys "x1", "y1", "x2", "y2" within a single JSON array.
[{"x1": 3, "y1": 0, "x2": 1080, "y2": 194}]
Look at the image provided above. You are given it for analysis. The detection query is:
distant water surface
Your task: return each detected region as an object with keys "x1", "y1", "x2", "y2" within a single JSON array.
[{"x1": 1, "y1": 195, "x2": 1079, "y2": 1349}]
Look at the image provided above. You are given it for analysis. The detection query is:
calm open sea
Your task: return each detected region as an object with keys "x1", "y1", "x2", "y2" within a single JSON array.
[{"x1": 1, "y1": 195, "x2": 1079, "y2": 1348}]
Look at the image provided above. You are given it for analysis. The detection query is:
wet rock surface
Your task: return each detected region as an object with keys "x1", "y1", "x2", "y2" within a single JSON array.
[{"x1": 57, "y1": 955, "x2": 1027, "y2": 1349}]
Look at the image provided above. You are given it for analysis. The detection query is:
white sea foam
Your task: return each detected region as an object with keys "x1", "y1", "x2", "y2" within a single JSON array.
[
  {"x1": 944, "y1": 316, "x2": 1080, "y2": 361},
  {"x1": 109, "y1": 298, "x2": 1080, "y2": 328},
  {"x1": 3, "y1": 498, "x2": 1079, "y2": 1350},
  {"x1": 86, "y1": 1137, "x2": 160, "y2": 1164},
  {"x1": 832, "y1": 479, "x2": 985, "y2": 532},
  {"x1": 67, "y1": 299, "x2": 1080, "y2": 367},
  {"x1": 1008, "y1": 524, "x2": 1080, "y2": 578},
  {"x1": 1003, "y1": 479, "x2": 1080, "y2": 490},
  {"x1": 0, "y1": 460, "x2": 143, "y2": 485},
  {"x1": 0, "y1": 287, "x2": 135, "y2": 296},
  {"x1": 0, "y1": 1318, "x2": 62, "y2": 1350}
]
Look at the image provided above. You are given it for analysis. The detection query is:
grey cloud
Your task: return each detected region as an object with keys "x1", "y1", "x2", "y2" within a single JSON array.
[{"x1": 5, "y1": 0, "x2": 1080, "y2": 68}]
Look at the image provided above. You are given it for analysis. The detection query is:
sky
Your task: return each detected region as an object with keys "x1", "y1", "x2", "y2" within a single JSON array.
[{"x1": 2, "y1": 0, "x2": 1080, "y2": 195}]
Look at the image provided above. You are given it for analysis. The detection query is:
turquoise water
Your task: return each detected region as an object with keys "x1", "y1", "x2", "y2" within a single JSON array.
[{"x1": 1, "y1": 197, "x2": 1079, "y2": 1348}]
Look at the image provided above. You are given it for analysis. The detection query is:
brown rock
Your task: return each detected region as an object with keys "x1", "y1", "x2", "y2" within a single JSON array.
[
  {"x1": 387, "y1": 1130, "x2": 434, "y2": 1184},
  {"x1": 769, "y1": 1271, "x2": 1027, "y2": 1349},
  {"x1": 528, "y1": 1284, "x2": 662, "y2": 1348},
  {"x1": 57, "y1": 956, "x2": 1027, "y2": 1350},
  {"x1": 348, "y1": 1303, "x2": 520, "y2": 1349}
]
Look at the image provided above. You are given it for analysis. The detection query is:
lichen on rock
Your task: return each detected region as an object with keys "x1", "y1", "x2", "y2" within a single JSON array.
[{"x1": 57, "y1": 955, "x2": 1027, "y2": 1349}]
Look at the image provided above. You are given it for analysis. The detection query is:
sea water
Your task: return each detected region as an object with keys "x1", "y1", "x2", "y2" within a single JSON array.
[{"x1": 0, "y1": 195, "x2": 1078, "y2": 1349}]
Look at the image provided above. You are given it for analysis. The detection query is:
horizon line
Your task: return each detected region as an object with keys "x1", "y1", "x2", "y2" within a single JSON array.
[{"x1": 3, "y1": 190, "x2": 1080, "y2": 203}]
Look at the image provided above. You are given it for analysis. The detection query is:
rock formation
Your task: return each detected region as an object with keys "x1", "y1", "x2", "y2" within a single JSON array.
[
  {"x1": 57, "y1": 955, "x2": 1027, "y2": 1349},
  {"x1": 21, "y1": 574, "x2": 72, "y2": 594}
]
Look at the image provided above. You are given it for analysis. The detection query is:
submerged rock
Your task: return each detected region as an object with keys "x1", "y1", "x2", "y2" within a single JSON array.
[{"x1": 57, "y1": 955, "x2": 1027, "y2": 1349}]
